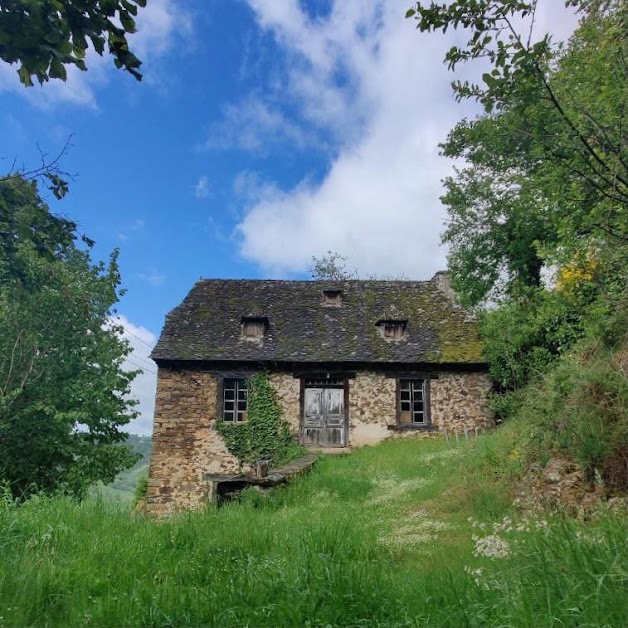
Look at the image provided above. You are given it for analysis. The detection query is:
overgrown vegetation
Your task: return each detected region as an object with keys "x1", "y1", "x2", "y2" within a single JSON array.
[
  {"x1": 408, "y1": 0, "x2": 628, "y2": 494},
  {"x1": 0, "y1": 434, "x2": 625, "y2": 627},
  {"x1": 218, "y1": 373, "x2": 303, "y2": 468}
]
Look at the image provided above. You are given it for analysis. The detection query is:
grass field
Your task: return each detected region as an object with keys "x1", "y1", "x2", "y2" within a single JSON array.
[{"x1": 1, "y1": 424, "x2": 626, "y2": 627}]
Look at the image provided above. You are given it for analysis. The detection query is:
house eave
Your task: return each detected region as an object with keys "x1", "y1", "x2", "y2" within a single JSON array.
[{"x1": 151, "y1": 357, "x2": 489, "y2": 373}]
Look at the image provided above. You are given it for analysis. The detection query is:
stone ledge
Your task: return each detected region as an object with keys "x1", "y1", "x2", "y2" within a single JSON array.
[
  {"x1": 203, "y1": 453, "x2": 318, "y2": 504},
  {"x1": 386, "y1": 424, "x2": 440, "y2": 432}
]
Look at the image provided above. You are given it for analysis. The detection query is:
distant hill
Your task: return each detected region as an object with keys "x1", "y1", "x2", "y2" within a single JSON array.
[{"x1": 96, "y1": 434, "x2": 152, "y2": 501}]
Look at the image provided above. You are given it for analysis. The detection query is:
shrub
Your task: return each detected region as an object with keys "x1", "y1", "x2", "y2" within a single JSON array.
[
  {"x1": 133, "y1": 474, "x2": 148, "y2": 507},
  {"x1": 520, "y1": 342, "x2": 628, "y2": 488}
]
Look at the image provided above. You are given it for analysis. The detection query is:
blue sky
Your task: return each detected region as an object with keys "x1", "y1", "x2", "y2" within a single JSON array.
[{"x1": 0, "y1": 0, "x2": 575, "y2": 433}]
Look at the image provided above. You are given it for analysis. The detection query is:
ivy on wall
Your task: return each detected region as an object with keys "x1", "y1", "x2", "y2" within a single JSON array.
[{"x1": 217, "y1": 373, "x2": 300, "y2": 468}]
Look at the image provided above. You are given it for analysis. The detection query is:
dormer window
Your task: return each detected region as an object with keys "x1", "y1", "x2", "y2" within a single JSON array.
[
  {"x1": 241, "y1": 317, "x2": 267, "y2": 340},
  {"x1": 322, "y1": 290, "x2": 343, "y2": 307},
  {"x1": 377, "y1": 320, "x2": 407, "y2": 341}
]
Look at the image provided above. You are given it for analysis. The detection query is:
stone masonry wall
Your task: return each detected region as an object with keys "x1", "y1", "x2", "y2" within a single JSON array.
[
  {"x1": 347, "y1": 370, "x2": 493, "y2": 445},
  {"x1": 268, "y1": 372, "x2": 301, "y2": 433},
  {"x1": 146, "y1": 367, "x2": 241, "y2": 516},
  {"x1": 348, "y1": 372, "x2": 396, "y2": 446},
  {"x1": 430, "y1": 372, "x2": 494, "y2": 432}
]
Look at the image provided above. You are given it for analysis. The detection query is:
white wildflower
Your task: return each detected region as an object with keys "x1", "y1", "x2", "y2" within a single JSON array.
[{"x1": 473, "y1": 534, "x2": 510, "y2": 559}]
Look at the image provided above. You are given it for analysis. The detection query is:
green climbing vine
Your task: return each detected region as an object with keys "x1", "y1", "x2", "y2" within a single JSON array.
[{"x1": 217, "y1": 373, "x2": 302, "y2": 468}]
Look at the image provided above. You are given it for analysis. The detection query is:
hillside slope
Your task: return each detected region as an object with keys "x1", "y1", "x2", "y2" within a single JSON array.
[
  {"x1": 1, "y1": 429, "x2": 626, "y2": 627},
  {"x1": 95, "y1": 434, "x2": 151, "y2": 501}
]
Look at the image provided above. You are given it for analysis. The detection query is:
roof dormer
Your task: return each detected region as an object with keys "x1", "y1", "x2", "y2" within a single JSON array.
[
  {"x1": 322, "y1": 289, "x2": 343, "y2": 307},
  {"x1": 241, "y1": 317, "x2": 268, "y2": 340},
  {"x1": 377, "y1": 319, "x2": 407, "y2": 341}
]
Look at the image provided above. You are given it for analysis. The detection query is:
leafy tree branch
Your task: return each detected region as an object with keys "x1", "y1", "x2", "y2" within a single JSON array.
[{"x1": 0, "y1": 0, "x2": 147, "y2": 86}]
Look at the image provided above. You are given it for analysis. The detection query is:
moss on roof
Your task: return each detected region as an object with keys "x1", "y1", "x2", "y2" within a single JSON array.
[{"x1": 151, "y1": 278, "x2": 485, "y2": 365}]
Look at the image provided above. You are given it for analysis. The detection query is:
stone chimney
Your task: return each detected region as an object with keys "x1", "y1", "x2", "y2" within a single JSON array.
[{"x1": 431, "y1": 271, "x2": 456, "y2": 302}]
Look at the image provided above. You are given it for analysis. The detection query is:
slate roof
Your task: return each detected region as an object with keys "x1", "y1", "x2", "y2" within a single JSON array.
[{"x1": 151, "y1": 276, "x2": 485, "y2": 365}]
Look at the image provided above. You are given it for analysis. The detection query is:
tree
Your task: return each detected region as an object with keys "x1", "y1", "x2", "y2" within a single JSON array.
[
  {"x1": 0, "y1": 177, "x2": 138, "y2": 498},
  {"x1": 407, "y1": 0, "x2": 628, "y2": 306},
  {"x1": 0, "y1": 0, "x2": 147, "y2": 86},
  {"x1": 309, "y1": 251, "x2": 407, "y2": 280},
  {"x1": 309, "y1": 251, "x2": 357, "y2": 280}
]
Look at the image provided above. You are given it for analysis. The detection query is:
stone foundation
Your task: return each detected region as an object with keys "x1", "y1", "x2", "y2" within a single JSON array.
[{"x1": 146, "y1": 366, "x2": 494, "y2": 515}]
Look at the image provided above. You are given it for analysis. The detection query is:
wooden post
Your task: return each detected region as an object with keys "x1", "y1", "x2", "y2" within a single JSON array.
[
  {"x1": 455, "y1": 431, "x2": 459, "y2": 443},
  {"x1": 256, "y1": 460, "x2": 268, "y2": 478},
  {"x1": 464, "y1": 426, "x2": 468, "y2": 440},
  {"x1": 444, "y1": 428, "x2": 449, "y2": 442}
]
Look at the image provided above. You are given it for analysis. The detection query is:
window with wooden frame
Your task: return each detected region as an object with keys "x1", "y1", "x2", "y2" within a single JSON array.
[
  {"x1": 397, "y1": 379, "x2": 428, "y2": 426},
  {"x1": 222, "y1": 378, "x2": 248, "y2": 422},
  {"x1": 378, "y1": 319, "x2": 407, "y2": 341},
  {"x1": 241, "y1": 317, "x2": 267, "y2": 340}
]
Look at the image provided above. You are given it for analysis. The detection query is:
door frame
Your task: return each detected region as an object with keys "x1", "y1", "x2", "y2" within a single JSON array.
[{"x1": 299, "y1": 376, "x2": 350, "y2": 447}]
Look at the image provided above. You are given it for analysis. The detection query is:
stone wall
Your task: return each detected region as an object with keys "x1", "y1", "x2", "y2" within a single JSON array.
[
  {"x1": 348, "y1": 372, "x2": 396, "y2": 445},
  {"x1": 430, "y1": 372, "x2": 494, "y2": 432},
  {"x1": 268, "y1": 372, "x2": 301, "y2": 432},
  {"x1": 345, "y1": 370, "x2": 493, "y2": 445},
  {"x1": 146, "y1": 367, "x2": 241, "y2": 516},
  {"x1": 146, "y1": 366, "x2": 494, "y2": 515}
]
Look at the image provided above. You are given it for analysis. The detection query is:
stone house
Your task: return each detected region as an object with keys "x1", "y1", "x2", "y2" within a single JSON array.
[{"x1": 146, "y1": 273, "x2": 494, "y2": 514}]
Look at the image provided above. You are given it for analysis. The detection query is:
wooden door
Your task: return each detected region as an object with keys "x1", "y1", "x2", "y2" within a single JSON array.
[{"x1": 303, "y1": 386, "x2": 346, "y2": 447}]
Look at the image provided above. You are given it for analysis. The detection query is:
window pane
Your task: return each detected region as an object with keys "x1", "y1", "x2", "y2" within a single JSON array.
[
  {"x1": 412, "y1": 380, "x2": 424, "y2": 392},
  {"x1": 400, "y1": 390, "x2": 410, "y2": 401},
  {"x1": 413, "y1": 400, "x2": 424, "y2": 412},
  {"x1": 401, "y1": 401, "x2": 411, "y2": 412},
  {"x1": 413, "y1": 412, "x2": 425, "y2": 423},
  {"x1": 400, "y1": 380, "x2": 411, "y2": 391},
  {"x1": 223, "y1": 378, "x2": 248, "y2": 422}
]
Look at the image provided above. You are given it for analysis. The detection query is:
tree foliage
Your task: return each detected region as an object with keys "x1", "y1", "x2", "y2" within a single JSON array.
[
  {"x1": 408, "y1": 0, "x2": 628, "y2": 306},
  {"x1": 0, "y1": 0, "x2": 147, "y2": 86},
  {"x1": 309, "y1": 251, "x2": 357, "y2": 281},
  {"x1": 0, "y1": 177, "x2": 138, "y2": 498}
]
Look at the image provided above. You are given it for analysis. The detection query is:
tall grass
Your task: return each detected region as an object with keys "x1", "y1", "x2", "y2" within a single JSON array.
[{"x1": 1, "y1": 432, "x2": 626, "y2": 627}]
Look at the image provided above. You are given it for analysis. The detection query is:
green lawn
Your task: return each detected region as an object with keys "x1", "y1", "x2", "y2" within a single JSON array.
[{"x1": 1, "y1": 425, "x2": 626, "y2": 627}]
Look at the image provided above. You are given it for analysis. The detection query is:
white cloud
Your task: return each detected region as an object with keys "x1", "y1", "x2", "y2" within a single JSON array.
[
  {"x1": 137, "y1": 269, "x2": 166, "y2": 287},
  {"x1": 203, "y1": 97, "x2": 319, "y2": 154},
  {"x1": 0, "y1": 0, "x2": 191, "y2": 108},
  {"x1": 233, "y1": 170, "x2": 281, "y2": 205},
  {"x1": 115, "y1": 315, "x2": 158, "y2": 436},
  {"x1": 234, "y1": 0, "x2": 578, "y2": 279},
  {"x1": 117, "y1": 218, "x2": 146, "y2": 241},
  {"x1": 194, "y1": 175, "x2": 210, "y2": 199}
]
